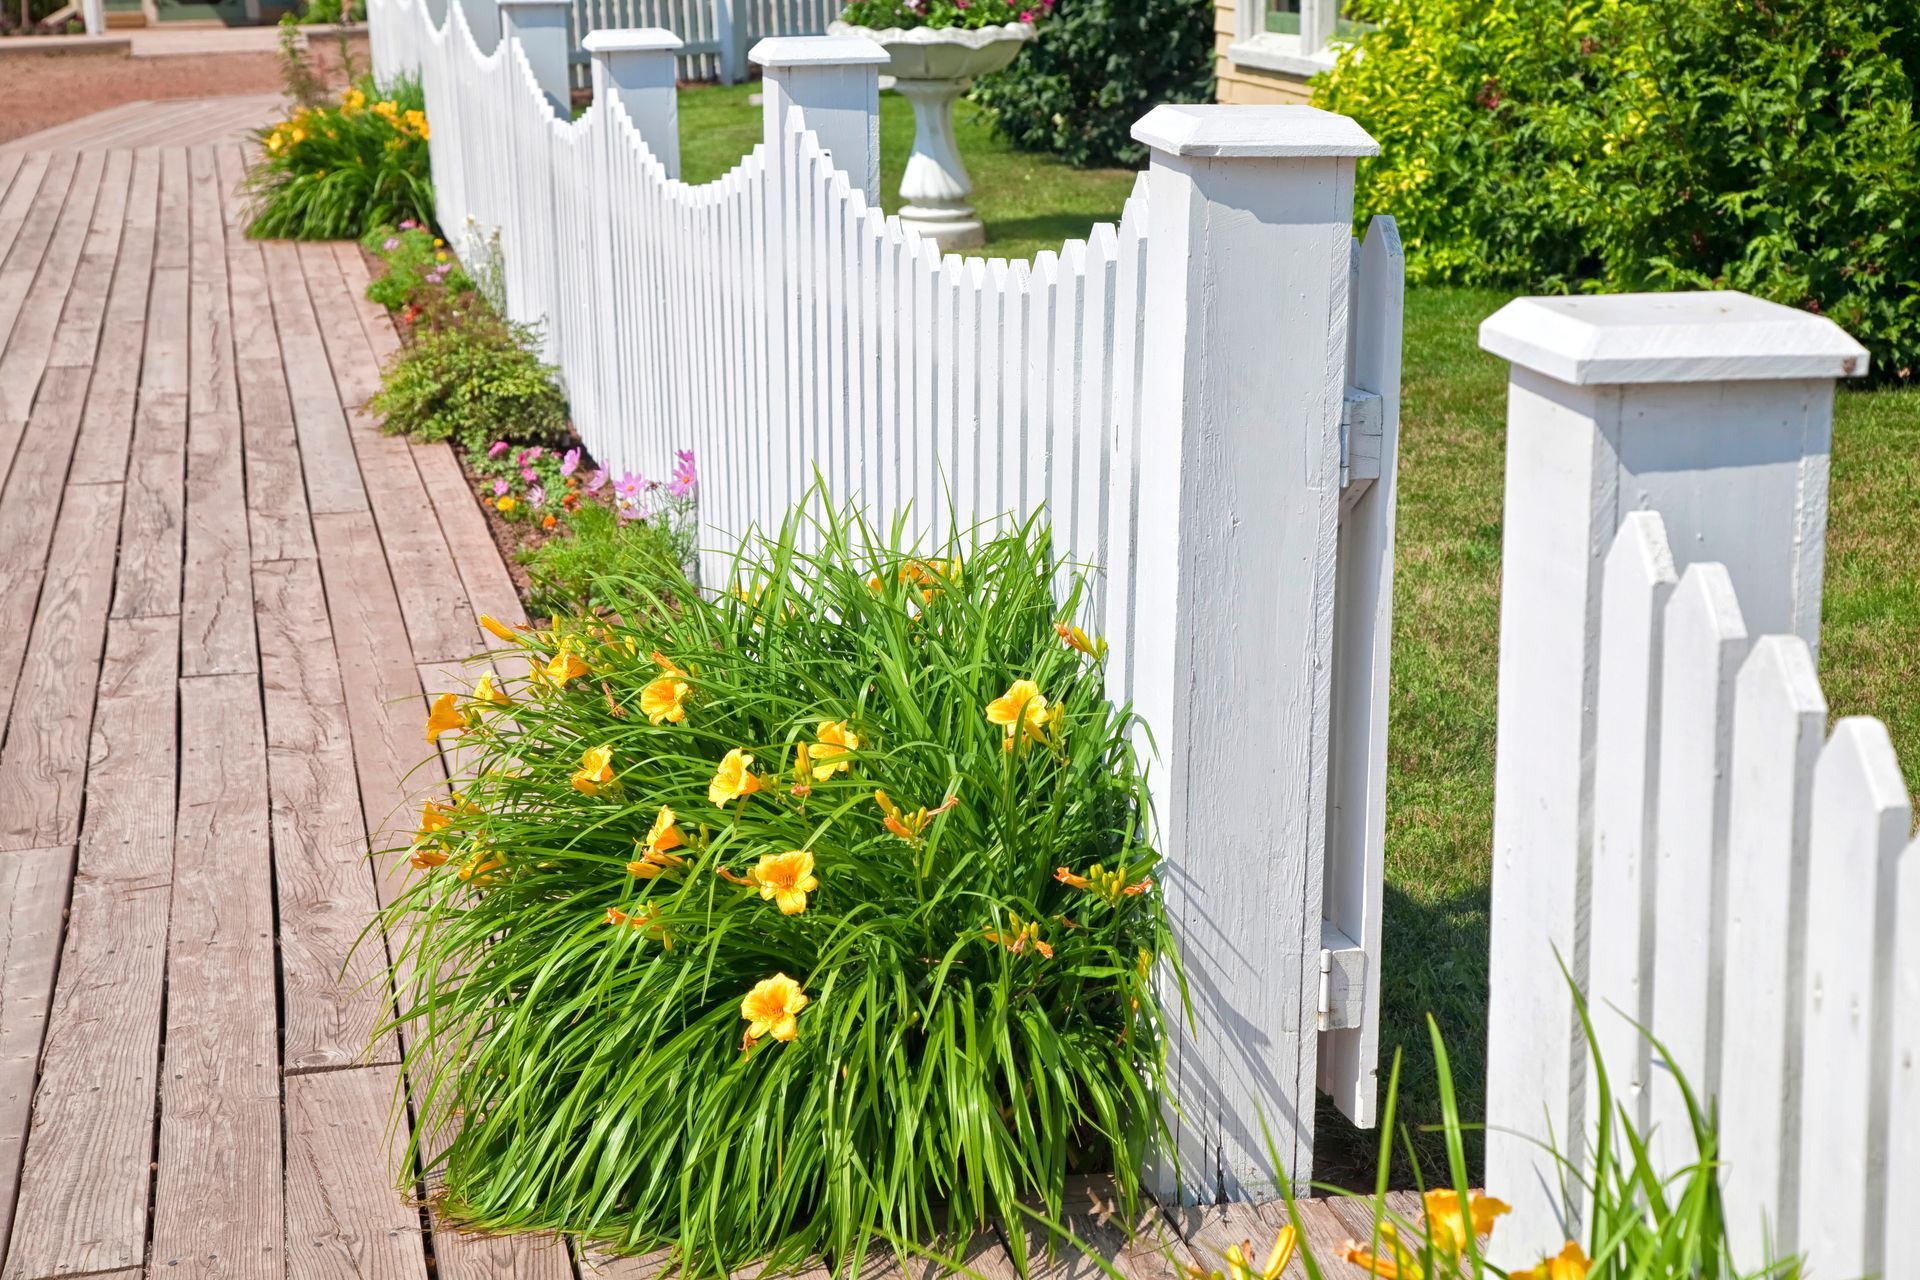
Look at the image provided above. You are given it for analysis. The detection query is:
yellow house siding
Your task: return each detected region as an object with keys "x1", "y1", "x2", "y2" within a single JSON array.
[{"x1": 1212, "y1": 0, "x2": 1317, "y2": 103}]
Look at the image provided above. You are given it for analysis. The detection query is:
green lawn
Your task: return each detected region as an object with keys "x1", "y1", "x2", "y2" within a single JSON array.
[
  {"x1": 676, "y1": 82, "x2": 1141, "y2": 261},
  {"x1": 674, "y1": 86, "x2": 1920, "y2": 1187}
]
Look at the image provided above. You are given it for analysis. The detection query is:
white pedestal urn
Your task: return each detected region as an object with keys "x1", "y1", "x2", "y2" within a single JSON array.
[{"x1": 827, "y1": 19, "x2": 1034, "y2": 249}]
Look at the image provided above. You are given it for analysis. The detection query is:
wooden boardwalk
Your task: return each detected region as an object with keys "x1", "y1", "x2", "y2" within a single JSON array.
[{"x1": 0, "y1": 102, "x2": 1413, "y2": 1280}]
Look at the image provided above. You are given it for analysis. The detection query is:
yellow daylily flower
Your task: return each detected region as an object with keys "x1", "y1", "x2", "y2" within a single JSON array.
[
  {"x1": 417, "y1": 798, "x2": 455, "y2": 843},
  {"x1": 425, "y1": 691, "x2": 466, "y2": 742},
  {"x1": 605, "y1": 904, "x2": 672, "y2": 948},
  {"x1": 571, "y1": 744, "x2": 615, "y2": 796},
  {"x1": 1421, "y1": 1189, "x2": 1510, "y2": 1256},
  {"x1": 471, "y1": 673, "x2": 508, "y2": 707},
  {"x1": 627, "y1": 806, "x2": 688, "y2": 878},
  {"x1": 808, "y1": 720, "x2": 858, "y2": 780},
  {"x1": 546, "y1": 642, "x2": 590, "y2": 686},
  {"x1": 457, "y1": 847, "x2": 505, "y2": 886},
  {"x1": 875, "y1": 790, "x2": 957, "y2": 844},
  {"x1": 650, "y1": 649, "x2": 687, "y2": 677},
  {"x1": 1225, "y1": 1226, "x2": 1296, "y2": 1280},
  {"x1": 740, "y1": 972, "x2": 808, "y2": 1045},
  {"x1": 640, "y1": 675, "x2": 689, "y2": 725},
  {"x1": 410, "y1": 845, "x2": 450, "y2": 870},
  {"x1": 480, "y1": 614, "x2": 523, "y2": 643},
  {"x1": 1512, "y1": 1242, "x2": 1591, "y2": 1280},
  {"x1": 1055, "y1": 862, "x2": 1154, "y2": 903},
  {"x1": 1337, "y1": 1224, "x2": 1419, "y2": 1280},
  {"x1": 708, "y1": 748, "x2": 762, "y2": 807},
  {"x1": 748, "y1": 850, "x2": 818, "y2": 915},
  {"x1": 985, "y1": 678, "x2": 1049, "y2": 745}
]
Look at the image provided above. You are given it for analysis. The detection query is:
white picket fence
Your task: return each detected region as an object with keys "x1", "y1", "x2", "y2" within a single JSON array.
[
  {"x1": 386, "y1": 0, "x2": 833, "y2": 82},
  {"x1": 372, "y1": 0, "x2": 1409, "y2": 1200},
  {"x1": 1478, "y1": 294, "x2": 1916, "y2": 1278}
]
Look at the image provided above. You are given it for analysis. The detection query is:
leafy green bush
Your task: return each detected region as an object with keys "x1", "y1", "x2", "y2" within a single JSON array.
[
  {"x1": 1316, "y1": 0, "x2": 1920, "y2": 380},
  {"x1": 392, "y1": 496, "x2": 1169, "y2": 1272},
  {"x1": 840, "y1": 0, "x2": 1040, "y2": 30},
  {"x1": 971, "y1": 0, "x2": 1214, "y2": 168},
  {"x1": 245, "y1": 75, "x2": 434, "y2": 240},
  {"x1": 519, "y1": 500, "x2": 685, "y2": 615},
  {"x1": 362, "y1": 222, "x2": 472, "y2": 313},
  {"x1": 300, "y1": 0, "x2": 366, "y2": 23},
  {"x1": 367, "y1": 294, "x2": 570, "y2": 451}
]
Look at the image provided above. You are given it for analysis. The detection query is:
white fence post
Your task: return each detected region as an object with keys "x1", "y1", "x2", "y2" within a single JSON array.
[
  {"x1": 1476, "y1": 292, "x2": 1870, "y2": 1260},
  {"x1": 585, "y1": 28, "x2": 684, "y2": 178},
  {"x1": 751, "y1": 35, "x2": 887, "y2": 206},
  {"x1": 1128, "y1": 103, "x2": 1378, "y2": 1201},
  {"x1": 500, "y1": 0, "x2": 574, "y2": 114}
]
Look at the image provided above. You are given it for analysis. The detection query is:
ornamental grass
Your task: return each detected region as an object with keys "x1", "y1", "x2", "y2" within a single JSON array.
[{"x1": 389, "y1": 496, "x2": 1172, "y2": 1274}]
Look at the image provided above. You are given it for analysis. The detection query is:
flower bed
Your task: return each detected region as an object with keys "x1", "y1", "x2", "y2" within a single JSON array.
[{"x1": 395, "y1": 500, "x2": 1171, "y2": 1272}]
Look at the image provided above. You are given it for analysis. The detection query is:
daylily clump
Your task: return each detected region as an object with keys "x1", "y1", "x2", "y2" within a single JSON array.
[{"x1": 382, "y1": 496, "x2": 1166, "y2": 1275}]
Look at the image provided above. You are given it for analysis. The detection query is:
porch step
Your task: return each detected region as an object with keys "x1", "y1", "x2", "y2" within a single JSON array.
[{"x1": 104, "y1": 7, "x2": 148, "y2": 25}]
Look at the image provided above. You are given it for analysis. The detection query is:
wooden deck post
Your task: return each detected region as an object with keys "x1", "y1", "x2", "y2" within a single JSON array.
[
  {"x1": 1127, "y1": 102, "x2": 1377, "y2": 1201},
  {"x1": 1477, "y1": 292, "x2": 1870, "y2": 1261},
  {"x1": 750, "y1": 35, "x2": 888, "y2": 206},
  {"x1": 498, "y1": 0, "x2": 572, "y2": 117},
  {"x1": 584, "y1": 28, "x2": 684, "y2": 179}
]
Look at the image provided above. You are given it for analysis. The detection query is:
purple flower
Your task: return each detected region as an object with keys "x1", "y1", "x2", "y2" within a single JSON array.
[
  {"x1": 493, "y1": 478, "x2": 509, "y2": 496},
  {"x1": 586, "y1": 468, "x2": 607, "y2": 493},
  {"x1": 522, "y1": 466, "x2": 538, "y2": 483},
  {"x1": 618, "y1": 502, "x2": 651, "y2": 523},
  {"x1": 560, "y1": 447, "x2": 580, "y2": 477},
  {"x1": 527, "y1": 484, "x2": 546, "y2": 508},
  {"x1": 383, "y1": 236, "x2": 402, "y2": 251},
  {"x1": 488, "y1": 440, "x2": 510, "y2": 458}
]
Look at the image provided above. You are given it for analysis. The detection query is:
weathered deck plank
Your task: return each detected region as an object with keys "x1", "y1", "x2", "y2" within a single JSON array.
[
  {"x1": 262, "y1": 237, "x2": 369, "y2": 517},
  {"x1": 68, "y1": 146, "x2": 160, "y2": 487},
  {"x1": 0, "y1": 614, "x2": 178, "y2": 1280},
  {"x1": 149, "y1": 671, "x2": 286, "y2": 1280},
  {"x1": 0, "y1": 480, "x2": 124, "y2": 850},
  {"x1": 285, "y1": 1065, "x2": 431, "y2": 1280},
  {"x1": 254, "y1": 553, "x2": 402, "y2": 1072},
  {"x1": 0, "y1": 846, "x2": 73, "y2": 1272}
]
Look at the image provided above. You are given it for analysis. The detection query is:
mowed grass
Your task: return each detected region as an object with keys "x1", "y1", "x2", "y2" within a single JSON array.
[
  {"x1": 668, "y1": 87, "x2": 1920, "y2": 1187},
  {"x1": 676, "y1": 81, "x2": 1140, "y2": 260}
]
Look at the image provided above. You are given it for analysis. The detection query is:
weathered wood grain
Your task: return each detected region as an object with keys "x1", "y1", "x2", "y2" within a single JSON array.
[
  {"x1": 0, "y1": 614, "x2": 177, "y2": 1280},
  {"x1": 0, "y1": 364, "x2": 89, "y2": 736},
  {"x1": 432, "y1": 1218, "x2": 578, "y2": 1280},
  {"x1": 67, "y1": 147, "x2": 160, "y2": 488},
  {"x1": 411, "y1": 442, "x2": 529, "y2": 634},
  {"x1": 300, "y1": 241, "x2": 478, "y2": 662},
  {"x1": 0, "y1": 480, "x2": 124, "y2": 850},
  {"x1": 261, "y1": 239, "x2": 368, "y2": 517},
  {"x1": 254, "y1": 555, "x2": 401, "y2": 1071},
  {"x1": 284, "y1": 1065, "x2": 431, "y2": 1280},
  {"x1": 0, "y1": 845, "x2": 73, "y2": 1272},
  {"x1": 148, "y1": 671, "x2": 285, "y2": 1280},
  {"x1": 0, "y1": 150, "x2": 78, "y2": 423}
]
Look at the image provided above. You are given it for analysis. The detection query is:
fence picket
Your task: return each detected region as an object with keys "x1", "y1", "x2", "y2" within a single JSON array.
[
  {"x1": 1889, "y1": 835, "x2": 1920, "y2": 1262},
  {"x1": 1797, "y1": 718, "x2": 1909, "y2": 1280},
  {"x1": 1647, "y1": 564, "x2": 1749, "y2": 1173},
  {"x1": 1586, "y1": 512, "x2": 1677, "y2": 1147},
  {"x1": 1717, "y1": 635, "x2": 1826, "y2": 1263}
]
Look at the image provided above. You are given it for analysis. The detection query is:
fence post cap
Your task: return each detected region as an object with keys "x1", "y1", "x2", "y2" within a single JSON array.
[
  {"x1": 1480, "y1": 290, "x2": 1871, "y2": 385},
  {"x1": 582, "y1": 27, "x2": 684, "y2": 53},
  {"x1": 1131, "y1": 104, "x2": 1378, "y2": 159},
  {"x1": 749, "y1": 35, "x2": 889, "y2": 68}
]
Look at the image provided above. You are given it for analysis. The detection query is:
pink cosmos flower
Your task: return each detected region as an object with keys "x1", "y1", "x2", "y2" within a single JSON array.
[
  {"x1": 560, "y1": 447, "x2": 580, "y2": 477},
  {"x1": 669, "y1": 448, "x2": 697, "y2": 498},
  {"x1": 613, "y1": 472, "x2": 646, "y2": 506},
  {"x1": 527, "y1": 484, "x2": 546, "y2": 508},
  {"x1": 493, "y1": 478, "x2": 509, "y2": 496},
  {"x1": 488, "y1": 440, "x2": 510, "y2": 458},
  {"x1": 522, "y1": 466, "x2": 539, "y2": 483},
  {"x1": 400, "y1": 218, "x2": 418, "y2": 230},
  {"x1": 586, "y1": 468, "x2": 607, "y2": 493}
]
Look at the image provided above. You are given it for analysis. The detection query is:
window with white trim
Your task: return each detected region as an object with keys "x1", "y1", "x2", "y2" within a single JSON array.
[{"x1": 1230, "y1": 0, "x2": 1368, "y2": 76}]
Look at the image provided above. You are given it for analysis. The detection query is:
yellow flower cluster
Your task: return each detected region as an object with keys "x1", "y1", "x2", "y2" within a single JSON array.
[
  {"x1": 262, "y1": 91, "x2": 428, "y2": 158},
  {"x1": 1336, "y1": 1190, "x2": 1516, "y2": 1280}
]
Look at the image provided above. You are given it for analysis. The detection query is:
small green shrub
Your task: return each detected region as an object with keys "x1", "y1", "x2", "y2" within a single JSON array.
[
  {"x1": 1316, "y1": 0, "x2": 1920, "y2": 380},
  {"x1": 367, "y1": 295, "x2": 570, "y2": 451},
  {"x1": 300, "y1": 0, "x2": 366, "y2": 23},
  {"x1": 362, "y1": 222, "x2": 473, "y2": 313},
  {"x1": 245, "y1": 74, "x2": 434, "y2": 241},
  {"x1": 520, "y1": 501, "x2": 685, "y2": 615},
  {"x1": 971, "y1": 0, "x2": 1214, "y2": 168},
  {"x1": 389, "y1": 494, "x2": 1169, "y2": 1274},
  {"x1": 839, "y1": 0, "x2": 1038, "y2": 30}
]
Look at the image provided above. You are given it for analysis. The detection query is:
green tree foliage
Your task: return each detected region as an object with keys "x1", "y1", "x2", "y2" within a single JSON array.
[
  {"x1": 1316, "y1": 0, "x2": 1920, "y2": 379},
  {"x1": 971, "y1": 0, "x2": 1216, "y2": 168}
]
